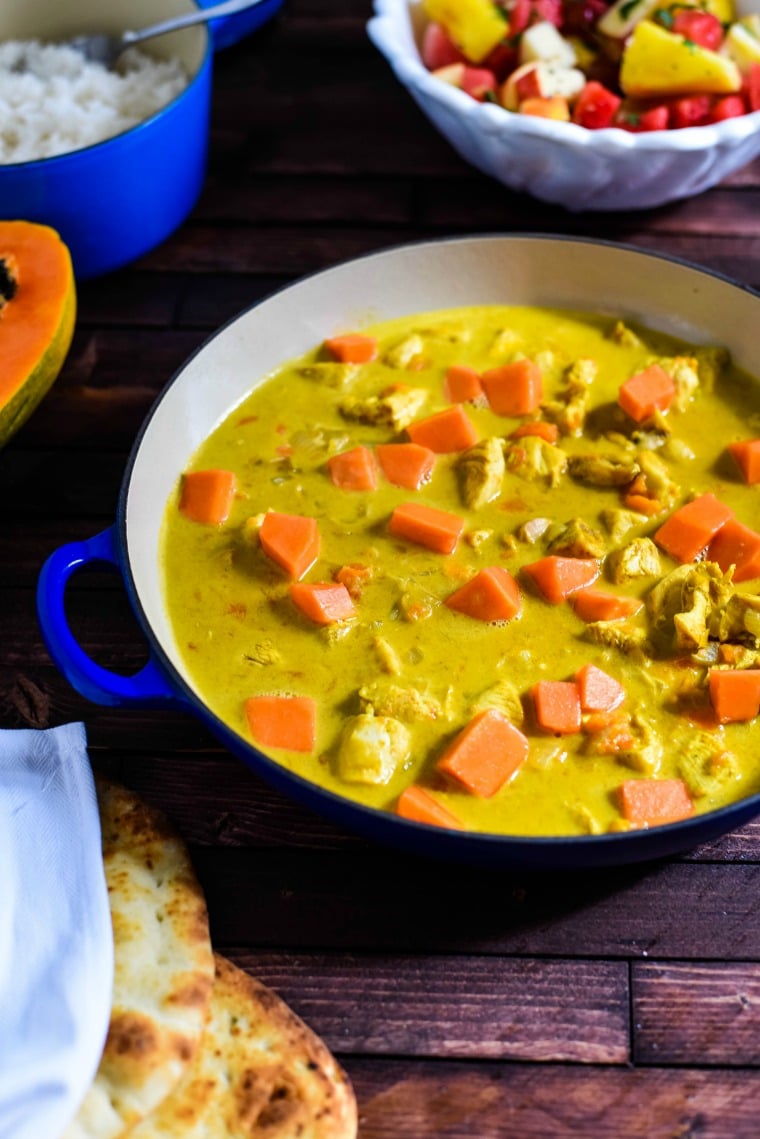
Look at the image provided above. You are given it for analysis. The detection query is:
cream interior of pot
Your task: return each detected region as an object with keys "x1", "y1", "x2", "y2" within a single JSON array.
[{"x1": 0, "y1": 0, "x2": 206, "y2": 75}]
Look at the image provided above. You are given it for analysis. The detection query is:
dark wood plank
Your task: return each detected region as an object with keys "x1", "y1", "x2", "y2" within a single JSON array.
[
  {"x1": 228, "y1": 951, "x2": 629, "y2": 1063},
  {"x1": 194, "y1": 851, "x2": 760, "y2": 959},
  {"x1": 345, "y1": 1060, "x2": 760, "y2": 1139},
  {"x1": 633, "y1": 961, "x2": 760, "y2": 1066}
]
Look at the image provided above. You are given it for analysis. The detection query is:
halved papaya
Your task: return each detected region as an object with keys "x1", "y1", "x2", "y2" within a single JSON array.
[{"x1": 0, "y1": 220, "x2": 76, "y2": 447}]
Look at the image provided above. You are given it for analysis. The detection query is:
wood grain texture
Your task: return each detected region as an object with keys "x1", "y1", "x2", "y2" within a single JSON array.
[
  {"x1": 633, "y1": 962, "x2": 760, "y2": 1066},
  {"x1": 347, "y1": 1060, "x2": 760, "y2": 1139},
  {"x1": 3, "y1": 0, "x2": 760, "y2": 1133},
  {"x1": 228, "y1": 952, "x2": 630, "y2": 1063}
]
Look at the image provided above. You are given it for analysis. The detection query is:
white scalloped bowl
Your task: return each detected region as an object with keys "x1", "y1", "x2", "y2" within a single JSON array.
[{"x1": 368, "y1": 0, "x2": 760, "y2": 212}]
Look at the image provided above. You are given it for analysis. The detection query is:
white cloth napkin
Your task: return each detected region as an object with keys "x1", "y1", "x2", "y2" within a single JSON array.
[{"x1": 0, "y1": 723, "x2": 113, "y2": 1139}]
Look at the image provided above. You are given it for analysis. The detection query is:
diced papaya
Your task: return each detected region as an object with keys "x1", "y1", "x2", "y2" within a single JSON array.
[
  {"x1": 654, "y1": 493, "x2": 733, "y2": 563},
  {"x1": 522, "y1": 556, "x2": 599, "y2": 603},
  {"x1": 707, "y1": 518, "x2": 760, "y2": 582},
  {"x1": 244, "y1": 695, "x2": 316, "y2": 752},
  {"x1": 532, "y1": 680, "x2": 582, "y2": 735},
  {"x1": 708, "y1": 668, "x2": 760, "y2": 723},
  {"x1": 618, "y1": 778, "x2": 694, "y2": 826},
  {"x1": 389, "y1": 502, "x2": 464, "y2": 554},
  {"x1": 437, "y1": 709, "x2": 529, "y2": 798},
  {"x1": 396, "y1": 785, "x2": 465, "y2": 829},
  {"x1": 444, "y1": 566, "x2": 522, "y2": 622},
  {"x1": 572, "y1": 588, "x2": 643, "y2": 623},
  {"x1": 481, "y1": 358, "x2": 543, "y2": 416},
  {"x1": 406, "y1": 404, "x2": 479, "y2": 453},
  {"x1": 259, "y1": 511, "x2": 320, "y2": 580}
]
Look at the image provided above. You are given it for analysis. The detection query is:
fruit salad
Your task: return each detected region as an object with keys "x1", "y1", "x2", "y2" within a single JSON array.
[{"x1": 420, "y1": 0, "x2": 760, "y2": 129}]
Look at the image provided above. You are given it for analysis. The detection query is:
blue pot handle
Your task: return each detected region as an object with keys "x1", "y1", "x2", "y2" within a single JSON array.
[{"x1": 37, "y1": 525, "x2": 182, "y2": 708}]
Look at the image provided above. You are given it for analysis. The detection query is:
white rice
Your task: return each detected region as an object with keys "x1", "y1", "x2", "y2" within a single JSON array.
[{"x1": 0, "y1": 40, "x2": 188, "y2": 164}]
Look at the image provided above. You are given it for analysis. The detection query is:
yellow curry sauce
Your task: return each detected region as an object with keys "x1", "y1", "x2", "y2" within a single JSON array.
[{"x1": 160, "y1": 305, "x2": 760, "y2": 837}]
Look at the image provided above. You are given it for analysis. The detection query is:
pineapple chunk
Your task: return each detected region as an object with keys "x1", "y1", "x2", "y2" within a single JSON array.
[
  {"x1": 422, "y1": 0, "x2": 507, "y2": 64},
  {"x1": 620, "y1": 21, "x2": 742, "y2": 97},
  {"x1": 705, "y1": 0, "x2": 736, "y2": 22},
  {"x1": 722, "y1": 17, "x2": 760, "y2": 77}
]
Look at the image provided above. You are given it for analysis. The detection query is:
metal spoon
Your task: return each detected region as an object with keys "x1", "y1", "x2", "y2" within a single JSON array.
[{"x1": 67, "y1": 0, "x2": 270, "y2": 69}]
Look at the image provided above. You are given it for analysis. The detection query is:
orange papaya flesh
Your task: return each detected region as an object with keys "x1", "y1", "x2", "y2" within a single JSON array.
[{"x1": 0, "y1": 220, "x2": 76, "y2": 447}]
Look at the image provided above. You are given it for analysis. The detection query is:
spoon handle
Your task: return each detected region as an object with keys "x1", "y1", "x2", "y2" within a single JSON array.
[{"x1": 122, "y1": 0, "x2": 269, "y2": 49}]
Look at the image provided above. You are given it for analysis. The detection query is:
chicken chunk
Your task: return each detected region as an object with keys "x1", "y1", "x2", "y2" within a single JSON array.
[
  {"x1": 543, "y1": 358, "x2": 597, "y2": 436},
  {"x1": 506, "y1": 436, "x2": 567, "y2": 487},
  {"x1": 655, "y1": 355, "x2": 700, "y2": 412},
  {"x1": 489, "y1": 328, "x2": 522, "y2": 357},
  {"x1": 456, "y1": 437, "x2": 505, "y2": 509},
  {"x1": 677, "y1": 732, "x2": 738, "y2": 799},
  {"x1": 339, "y1": 386, "x2": 427, "y2": 430},
  {"x1": 359, "y1": 681, "x2": 442, "y2": 723},
  {"x1": 608, "y1": 320, "x2": 644, "y2": 349},
  {"x1": 243, "y1": 639, "x2": 282, "y2": 666},
  {"x1": 600, "y1": 508, "x2": 648, "y2": 544},
  {"x1": 567, "y1": 453, "x2": 640, "y2": 487},
  {"x1": 694, "y1": 345, "x2": 730, "y2": 391},
  {"x1": 714, "y1": 592, "x2": 760, "y2": 647},
  {"x1": 470, "y1": 679, "x2": 524, "y2": 726},
  {"x1": 615, "y1": 713, "x2": 664, "y2": 776},
  {"x1": 290, "y1": 426, "x2": 351, "y2": 461},
  {"x1": 607, "y1": 537, "x2": 661, "y2": 583},
  {"x1": 636, "y1": 449, "x2": 680, "y2": 506},
  {"x1": 646, "y1": 562, "x2": 734, "y2": 649},
  {"x1": 372, "y1": 636, "x2": 402, "y2": 675},
  {"x1": 298, "y1": 361, "x2": 360, "y2": 389},
  {"x1": 383, "y1": 333, "x2": 426, "y2": 370},
  {"x1": 517, "y1": 516, "x2": 553, "y2": 544},
  {"x1": 585, "y1": 620, "x2": 648, "y2": 657},
  {"x1": 673, "y1": 587, "x2": 711, "y2": 652},
  {"x1": 548, "y1": 518, "x2": 607, "y2": 559},
  {"x1": 417, "y1": 321, "x2": 471, "y2": 344},
  {"x1": 337, "y1": 713, "x2": 410, "y2": 785}
]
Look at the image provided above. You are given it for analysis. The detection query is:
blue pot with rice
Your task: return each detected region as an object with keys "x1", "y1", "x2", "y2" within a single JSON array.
[{"x1": 0, "y1": 0, "x2": 274, "y2": 280}]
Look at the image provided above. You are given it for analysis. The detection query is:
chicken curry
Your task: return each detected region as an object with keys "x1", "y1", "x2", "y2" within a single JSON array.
[{"x1": 160, "y1": 305, "x2": 760, "y2": 836}]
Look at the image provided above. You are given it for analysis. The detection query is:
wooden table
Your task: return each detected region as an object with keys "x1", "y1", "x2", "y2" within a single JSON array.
[{"x1": 3, "y1": 2, "x2": 760, "y2": 1135}]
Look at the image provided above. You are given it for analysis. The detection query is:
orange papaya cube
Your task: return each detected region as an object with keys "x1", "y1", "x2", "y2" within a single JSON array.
[
  {"x1": 481, "y1": 358, "x2": 543, "y2": 416},
  {"x1": 444, "y1": 566, "x2": 521, "y2": 622},
  {"x1": 727, "y1": 439, "x2": 760, "y2": 484},
  {"x1": 437, "y1": 710, "x2": 528, "y2": 798},
  {"x1": 618, "y1": 778, "x2": 694, "y2": 826},
  {"x1": 522, "y1": 556, "x2": 599, "y2": 604},
  {"x1": 179, "y1": 469, "x2": 236, "y2": 525},
  {"x1": 618, "y1": 364, "x2": 675, "y2": 423},
  {"x1": 388, "y1": 502, "x2": 464, "y2": 554},
  {"x1": 244, "y1": 695, "x2": 316, "y2": 752},
  {"x1": 708, "y1": 668, "x2": 760, "y2": 723},
  {"x1": 259, "y1": 511, "x2": 320, "y2": 580},
  {"x1": 654, "y1": 493, "x2": 733, "y2": 563},
  {"x1": 708, "y1": 518, "x2": 760, "y2": 583}
]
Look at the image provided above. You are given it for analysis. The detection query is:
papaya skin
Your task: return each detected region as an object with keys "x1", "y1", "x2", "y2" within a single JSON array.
[{"x1": 0, "y1": 221, "x2": 76, "y2": 447}]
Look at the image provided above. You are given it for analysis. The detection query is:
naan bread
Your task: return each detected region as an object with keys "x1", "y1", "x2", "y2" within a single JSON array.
[
  {"x1": 63, "y1": 778, "x2": 215, "y2": 1139},
  {"x1": 130, "y1": 953, "x2": 358, "y2": 1138}
]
